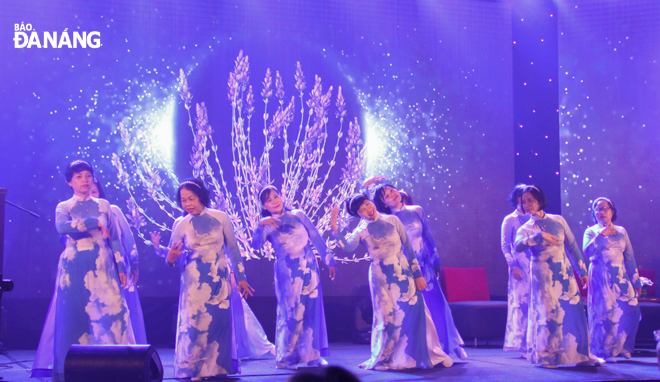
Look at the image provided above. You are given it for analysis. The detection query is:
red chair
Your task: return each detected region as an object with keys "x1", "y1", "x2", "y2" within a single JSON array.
[
  {"x1": 441, "y1": 267, "x2": 507, "y2": 346},
  {"x1": 441, "y1": 267, "x2": 491, "y2": 303}
]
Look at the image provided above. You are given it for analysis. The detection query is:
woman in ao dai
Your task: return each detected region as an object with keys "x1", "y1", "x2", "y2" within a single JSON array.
[
  {"x1": 514, "y1": 186, "x2": 603, "y2": 367},
  {"x1": 331, "y1": 194, "x2": 453, "y2": 370},
  {"x1": 583, "y1": 198, "x2": 641, "y2": 361},
  {"x1": 91, "y1": 180, "x2": 147, "y2": 344},
  {"x1": 150, "y1": 179, "x2": 252, "y2": 380},
  {"x1": 32, "y1": 161, "x2": 134, "y2": 381},
  {"x1": 373, "y1": 184, "x2": 467, "y2": 360},
  {"x1": 251, "y1": 186, "x2": 336, "y2": 369},
  {"x1": 500, "y1": 184, "x2": 532, "y2": 356}
]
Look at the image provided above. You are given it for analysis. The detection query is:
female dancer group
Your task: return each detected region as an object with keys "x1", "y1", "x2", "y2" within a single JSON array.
[
  {"x1": 34, "y1": 159, "x2": 641, "y2": 380},
  {"x1": 501, "y1": 184, "x2": 642, "y2": 368}
]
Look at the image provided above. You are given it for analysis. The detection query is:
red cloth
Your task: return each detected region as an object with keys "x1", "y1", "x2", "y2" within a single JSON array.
[{"x1": 441, "y1": 267, "x2": 490, "y2": 303}]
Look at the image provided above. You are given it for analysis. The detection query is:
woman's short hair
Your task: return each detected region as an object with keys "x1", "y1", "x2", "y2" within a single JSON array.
[
  {"x1": 258, "y1": 185, "x2": 288, "y2": 217},
  {"x1": 176, "y1": 178, "x2": 210, "y2": 208},
  {"x1": 591, "y1": 197, "x2": 618, "y2": 223},
  {"x1": 520, "y1": 185, "x2": 548, "y2": 212},
  {"x1": 508, "y1": 183, "x2": 528, "y2": 208},
  {"x1": 373, "y1": 184, "x2": 397, "y2": 214},
  {"x1": 65, "y1": 160, "x2": 94, "y2": 182},
  {"x1": 346, "y1": 193, "x2": 370, "y2": 217},
  {"x1": 399, "y1": 190, "x2": 413, "y2": 206},
  {"x1": 93, "y1": 180, "x2": 106, "y2": 199}
]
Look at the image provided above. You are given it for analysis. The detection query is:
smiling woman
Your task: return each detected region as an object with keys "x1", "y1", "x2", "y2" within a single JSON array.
[
  {"x1": 583, "y1": 197, "x2": 641, "y2": 362},
  {"x1": 149, "y1": 178, "x2": 253, "y2": 379},
  {"x1": 514, "y1": 185, "x2": 603, "y2": 368}
]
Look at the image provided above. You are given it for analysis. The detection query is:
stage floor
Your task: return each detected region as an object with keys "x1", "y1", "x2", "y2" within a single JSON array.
[{"x1": 2, "y1": 343, "x2": 659, "y2": 381}]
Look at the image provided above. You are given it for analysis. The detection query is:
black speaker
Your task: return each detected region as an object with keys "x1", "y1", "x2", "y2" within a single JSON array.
[{"x1": 64, "y1": 344, "x2": 163, "y2": 382}]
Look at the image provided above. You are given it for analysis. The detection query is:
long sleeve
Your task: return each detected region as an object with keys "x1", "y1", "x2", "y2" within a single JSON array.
[
  {"x1": 393, "y1": 216, "x2": 423, "y2": 279},
  {"x1": 418, "y1": 207, "x2": 441, "y2": 268},
  {"x1": 501, "y1": 215, "x2": 517, "y2": 267},
  {"x1": 560, "y1": 217, "x2": 588, "y2": 277},
  {"x1": 334, "y1": 222, "x2": 363, "y2": 253},
  {"x1": 221, "y1": 213, "x2": 246, "y2": 282},
  {"x1": 251, "y1": 221, "x2": 269, "y2": 251},
  {"x1": 582, "y1": 225, "x2": 606, "y2": 259},
  {"x1": 298, "y1": 211, "x2": 336, "y2": 268},
  {"x1": 621, "y1": 228, "x2": 641, "y2": 289},
  {"x1": 55, "y1": 202, "x2": 99, "y2": 235},
  {"x1": 159, "y1": 217, "x2": 186, "y2": 267},
  {"x1": 112, "y1": 206, "x2": 139, "y2": 272},
  {"x1": 105, "y1": 204, "x2": 127, "y2": 275},
  {"x1": 514, "y1": 221, "x2": 543, "y2": 253}
]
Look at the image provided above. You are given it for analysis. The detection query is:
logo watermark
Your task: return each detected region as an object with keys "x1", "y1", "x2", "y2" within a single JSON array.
[{"x1": 14, "y1": 22, "x2": 101, "y2": 48}]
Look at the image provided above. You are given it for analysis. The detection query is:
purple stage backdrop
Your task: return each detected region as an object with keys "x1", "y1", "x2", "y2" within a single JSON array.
[
  {"x1": 558, "y1": 0, "x2": 660, "y2": 285},
  {"x1": 0, "y1": 0, "x2": 514, "y2": 308}
]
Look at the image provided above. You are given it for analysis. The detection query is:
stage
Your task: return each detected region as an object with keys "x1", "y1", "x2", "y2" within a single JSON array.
[{"x1": 2, "y1": 342, "x2": 658, "y2": 382}]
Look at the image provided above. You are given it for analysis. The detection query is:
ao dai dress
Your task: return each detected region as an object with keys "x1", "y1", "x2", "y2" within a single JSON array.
[
  {"x1": 500, "y1": 209, "x2": 532, "y2": 353},
  {"x1": 391, "y1": 205, "x2": 464, "y2": 355},
  {"x1": 32, "y1": 195, "x2": 134, "y2": 381},
  {"x1": 157, "y1": 208, "x2": 247, "y2": 378},
  {"x1": 251, "y1": 209, "x2": 335, "y2": 368},
  {"x1": 110, "y1": 204, "x2": 147, "y2": 344},
  {"x1": 515, "y1": 213, "x2": 591, "y2": 366},
  {"x1": 583, "y1": 224, "x2": 641, "y2": 359},
  {"x1": 335, "y1": 213, "x2": 452, "y2": 370}
]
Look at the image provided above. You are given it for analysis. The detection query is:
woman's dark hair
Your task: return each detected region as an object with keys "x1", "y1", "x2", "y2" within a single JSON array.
[
  {"x1": 508, "y1": 183, "x2": 528, "y2": 208},
  {"x1": 93, "y1": 180, "x2": 106, "y2": 199},
  {"x1": 346, "y1": 193, "x2": 370, "y2": 217},
  {"x1": 591, "y1": 197, "x2": 618, "y2": 224},
  {"x1": 399, "y1": 190, "x2": 413, "y2": 205},
  {"x1": 520, "y1": 185, "x2": 548, "y2": 212},
  {"x1": 65, "y1": 160, "x2": 94, "y2": 182},
  {"x1": 258, "y1": 185, "x2": 290, "y2": 217},
  {"x1": 373, "y1": 184, "x2": 397, "y2": 214},
  {"x1": 176, "y1": 178, "x2": 210, "y2": 208}
]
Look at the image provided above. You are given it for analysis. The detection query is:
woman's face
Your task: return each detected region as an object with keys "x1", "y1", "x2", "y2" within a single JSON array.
[
  {"x1": 521, "y1": 192, "x2": 541, "y2": 215},
  {"x1": 262, "y1": 190, "x2": 284, "y2": 215},
  {"x1": 594, "y1": 200, "x2": 613, "y2": 225},
  {"x1": 357, "y1": 200, "x2": 378, "y2": 221},
  {"x1": 180, "y1": 188, "x2": 204, "y2": 215},
  {"x1": 90, "y1": 183, "x2": 100, "y2": 198},
  {"x1": 68, "y1": 170, "x2": 93, "y2": 197},
  {"x1": 381, "y1": 186, "x2": 402, "y2": 209}
]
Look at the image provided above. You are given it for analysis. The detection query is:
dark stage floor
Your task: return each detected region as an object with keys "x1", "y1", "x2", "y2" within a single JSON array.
[{"x1": 2, "y1": 343, "x2": 659, "y2": 382}]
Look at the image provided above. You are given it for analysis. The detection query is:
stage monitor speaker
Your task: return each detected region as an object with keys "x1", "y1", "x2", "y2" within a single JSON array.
[{"x1": 64, "y1": 344, "x2": 163, "y2": 382}]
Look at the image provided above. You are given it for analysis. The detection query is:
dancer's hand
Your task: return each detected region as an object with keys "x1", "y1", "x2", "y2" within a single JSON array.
[
  {"x1": 98, "y1": 222, "x2": 110, "y2": 239},
  {"x1": 581, "y1": 275, "x2": 589, "y2": 289},
  {"x1": 414, "y1": 276, "x2": 427, "y2": 292},
  {"x1": 329, "y1": 266, "x2": 336, "y2": 281},
  {"x1": 119, "y1": 272, "x2": 127, "y2": 289},
  {"x1": 149, "y1": 231, "x2": 161, "y2": 249},
  {"x1": 330, "y1": 204, "x2": 340, "y2": 234},
  {"x1": 599, "y1": 225, "x2": 616, "y2": 237},
  {"x1": 635, "y1": 288, "x2": 642, "y2": 299},
  {"x1": 541, "y1": 232, "x2": 559, "y2": 246},
  {"x1": 362, "y1": 175, "x2": 386, "y2": 189},
  {"x1": 512, "y1": 266, "x2": 523, "y2": 281},
  {"x1": 238, "y1": 280, "x2": 255, "y2": 299},
  {"x1": 166, "y1": 241, "x2": 184, "y2": 266},
  {"x1": 259, "y1": 217, "x2": 281, "y2": 228}
]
